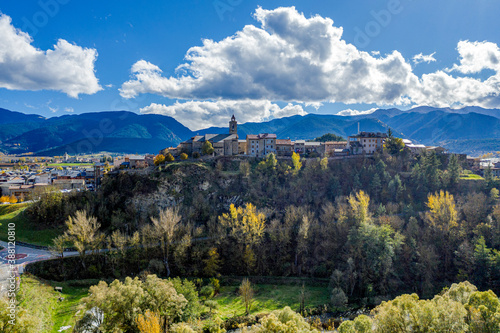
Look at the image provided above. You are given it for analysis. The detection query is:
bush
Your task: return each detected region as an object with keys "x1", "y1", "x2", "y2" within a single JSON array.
[
  {"x1": 200, "y1": 285, "x2": 215, "y2": 299},
  {"x1": 331, "y1": 287, "x2": 348, "y2": 309},
  {"x1": 192, "y1": 152, "x2": 200, "y2": 159},
  {"x1": 180, "y1": 153, "x2": 188, "y2": 160}
]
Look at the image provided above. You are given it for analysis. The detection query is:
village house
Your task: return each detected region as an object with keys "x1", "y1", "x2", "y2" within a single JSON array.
[
  {"x1": 402, "y1": 139, "x2": 427, "y2": 154},
  {"x1": 323, "y1": 141, "x2": 348, "y2": 157},
  {"x1": 276, "y1": 139, "x2": 294, "y2": 157},
  {"x1": 246, "y1": 133, "x2": 277, "y2": 158},
  {"x1": 347, "y1": 132, "x2": 388, "y2": 155}
]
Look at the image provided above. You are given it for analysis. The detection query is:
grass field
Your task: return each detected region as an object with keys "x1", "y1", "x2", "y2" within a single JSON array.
[
  {"x1": 0, "y1": 204, "x2": 63, "y2": 246},
  {"x1": 214, "y1": 284, "x2": 329, "y2": 318},
  {"x1": 19, "y1": 275, "x2": 90, "y2": 333},
  {"x1": 48, "y1": 280, "x2": 90, "y2": 332},
  {"x1": 460, "y1": 173, "x2": 484, "y2": 180}
]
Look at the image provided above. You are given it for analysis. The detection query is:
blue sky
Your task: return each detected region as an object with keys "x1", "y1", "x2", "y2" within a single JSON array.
[{"x1": 1, "y1": 0, "x2": 500, "y2": 129}]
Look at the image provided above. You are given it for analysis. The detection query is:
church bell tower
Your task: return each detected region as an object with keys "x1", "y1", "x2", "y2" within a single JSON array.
[{"x1": 229, "y1": 115, "x2": 237, "y2": 134}]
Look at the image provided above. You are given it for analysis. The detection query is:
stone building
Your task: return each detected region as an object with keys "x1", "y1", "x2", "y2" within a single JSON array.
[
  {"x1": 179, "y1": 116, "x2": 240, "y2": 156},
  {"x1": 246, "y1": 133, "x2": 277, "y2": 158},
  {"x1": 347, "y1": 132, "x2": 387, "y2": 155}
]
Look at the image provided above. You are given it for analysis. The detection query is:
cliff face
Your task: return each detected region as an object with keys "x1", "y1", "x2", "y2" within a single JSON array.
[{"x1": 126, "y1": 162, "x2": 244, "y2": 221}]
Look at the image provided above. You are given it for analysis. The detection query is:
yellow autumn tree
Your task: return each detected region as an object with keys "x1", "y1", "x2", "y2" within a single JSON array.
[
  {"x1": 426, "y1": 190, "x2": 458, "y2": 233},
  {"x1": 154, "y1": 154, "x2": 166, "y2": 166},
  {"x1": 425, "y1": 190, "x2": 458, "y2": 276},
  {"x1": 136, "y1": 310, "x2": 161, "y2": 333},
  {"x1": 348, "y1": 190, "x2": 371, "y2": 225},
  {"x1": 219, "y1": 203, "x2": 266, "y2": 271}
]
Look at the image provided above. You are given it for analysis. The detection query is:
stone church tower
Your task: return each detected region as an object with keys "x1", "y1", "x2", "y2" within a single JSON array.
[{"x1": 229, "y1": 115, "x2": 237, "y2": 134}]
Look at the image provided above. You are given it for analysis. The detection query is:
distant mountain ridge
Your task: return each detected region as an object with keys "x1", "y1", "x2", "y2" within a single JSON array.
[
  {"x1": 0, "y1": 109, "x2": 192, "y2": 155},
  {"x1": 1, "y1": 106, "x2": 500, "y2": 156}
]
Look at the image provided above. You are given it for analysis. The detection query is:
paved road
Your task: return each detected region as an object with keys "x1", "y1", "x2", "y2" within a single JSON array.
[{"x1": 0, "y1": 240, "x2": 79, "y2": 296}]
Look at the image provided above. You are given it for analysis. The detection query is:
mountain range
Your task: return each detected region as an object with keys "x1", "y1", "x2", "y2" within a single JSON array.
[{"x1": 1, "y1": 106, "x2": 500, "y2": 156}]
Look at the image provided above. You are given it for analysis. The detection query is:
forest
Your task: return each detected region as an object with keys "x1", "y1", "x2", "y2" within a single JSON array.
[{"x1": 12, "y1": 148, "x2": 500, "y2": 331}]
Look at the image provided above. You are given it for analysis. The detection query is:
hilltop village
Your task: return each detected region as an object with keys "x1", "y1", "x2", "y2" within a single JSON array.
[{"x1": 0, "y1": 115, "x2": 497, "y2": 203}]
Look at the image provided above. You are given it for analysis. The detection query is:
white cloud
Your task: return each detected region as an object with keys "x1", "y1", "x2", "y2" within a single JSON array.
[
  {"x1": 121, "y1": 7, "x2": 500, "y2": 110},
  {"x1": 450, "y1": 40, "x2": 500, "y2": 74},
  {"x1": 0, "y1": 14, "x2": 101, "y2": 98},
  {"x1": 121, "y1": 6, "x2": 417, "y2": 106},
  {"x1": 139, "y1": 100, "x2": 307, "y2": 130},
  {"x1": 413, "y1": 52, "x2": 436, "y2": 65},
  {"x1": 337, "y1": 108, "x2": 378, "y2": 116},
  {"x1": 64, "y1": 107, "x2": 74, "y2": 113}
]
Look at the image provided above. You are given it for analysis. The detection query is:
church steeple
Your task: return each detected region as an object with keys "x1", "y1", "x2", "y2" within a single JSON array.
[{"x1": 229, "y1": 115, "x2": 237, "y2": 134}]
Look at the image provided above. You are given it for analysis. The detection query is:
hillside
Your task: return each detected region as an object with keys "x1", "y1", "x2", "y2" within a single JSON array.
[{"x1": 0, "y1": 110, "x2": 193, "y2": 155}]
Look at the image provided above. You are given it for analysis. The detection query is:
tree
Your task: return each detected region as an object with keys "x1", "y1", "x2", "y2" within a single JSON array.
[
  {"x1": 383, "y1": 129, "x2": 405, "y2": 155},
  {"x1": 154, "y1": 154, "x2": 165, "y2": 166},
  {"x1": 204, "y1": 247, "x2": 221, "y2": 277},
  {"x1": 292, "y1": 152, "x2": 302, "y2": 175},
  {"x1": 240, "y1": 160, "x2": 251, "y2": 177},
  {"x1": 166, "y1": 153, "x2": 175, "y2": 162},
  {"x1": 426, "y1": 190, "x2": 458, "y2": 234},
  {"x1": 348, "y1": 190, "x2": 371, "y2": 225},
  {"x1": 243, "y1": 307, "x2": 318, "y2": 332},
  {"x1": 151, "y1": 208, "x2": 182, "y2": 277},
  {"x1": 313, "y1": 133, "x2": 345, "y2": 142},
  {"x1": 320, "y1": 157, "x2": 328, "y2": 170},
  {"x1": 136, "y1": 310, "x2": 161, "y2": 333},
  {"x1": 240, "y1": 278, "x2": 254, "y2": 315},
  {"x1": 266, "y1": 153, "x2": 277, "y2": 169},
  {"x1": 219, "y1": 203, "x2": 266, "y2": 270},
  {"x1": 448, "y1": 154, "x2": 461, "y2": 188},
  {"x1": 64, "y1": 210, "x2": 102, "y2": 265},
  {"x1": 425, "y1": 190, "x2": 458, "y2": 276},
  {"x1": 202, "y1": 141, "x2": 215, "y2": 155},
  {"x1": 49, "y1": 234, "x2": 67, "y2": 259},
  {"x1": 79, "y1": 275, "x2": 189, "y2": 332},
  {"x1": 180, "y1": 153, "x2": 188, "y2": 160}
]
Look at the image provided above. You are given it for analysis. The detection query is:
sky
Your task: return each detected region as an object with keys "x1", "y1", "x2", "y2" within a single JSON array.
[{"x1": 1, "y1": 0, "x2": 500, "y2": 130}]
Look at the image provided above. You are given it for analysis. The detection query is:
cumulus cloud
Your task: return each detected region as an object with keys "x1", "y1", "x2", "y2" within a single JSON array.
[
  {"x1": 139, "y1": 100, "x2": 307, "y2": 130},
  {"x1": 337, "y1": 108, "x2": 378, "y2": 116},
  {"x1": 122, "y1": 7, "x2": 500, "y2": 109},
  {"x1": 121, "y1": 6, "x2": 417, "y2": 105},
  {"x1": 0, "y1": 14, "x2": 101, "y2": 98},
  {"x1": 450, "y1": 40, "x2": 500, "y2": 74},
  {"x1": 413, "y1": 52, "x2": 436, "y2": 65}
]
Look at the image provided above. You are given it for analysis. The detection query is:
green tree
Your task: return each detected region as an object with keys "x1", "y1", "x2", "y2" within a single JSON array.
[
  {"x1": 79, "y1": 275, "x2": 189, "y2": 332},
  {"x1": 240, "y1": 278, "x2": 254, "y2": 315},
  {"x1": 243, "y1": 307, "x2": 318, "y2": 332},
  {"x1": 448, "y1": 154, "x2": 461, "y2": 188},
  {"x1": 202, "y1": 141, "x2": 215, "y2": 155},
  {"x1": 383, "y1": 129, "x2": 405, "y2": 155},
  {"x1": 180, "y1": 153, "x2": 188, "y2": 160}
]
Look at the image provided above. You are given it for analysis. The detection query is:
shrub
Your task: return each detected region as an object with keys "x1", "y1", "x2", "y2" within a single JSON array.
[
  {"x1": 200, "y1": 285, "x2": 215, "y2": 299},
  {"x1": 180, "y1": 153, "x2": 188, "y2": 160},
  {"x1": 192, "y1": 152, "x2": 200, "y2": 159}
]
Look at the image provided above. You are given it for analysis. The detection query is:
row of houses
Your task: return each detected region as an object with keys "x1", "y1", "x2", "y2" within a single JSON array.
[
  {"x1": 0, "y1": 166, "x2": 104, "y2": 198},
  {"x1": 175, "y1": 116, "x2": 445, "y2": 158}
]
